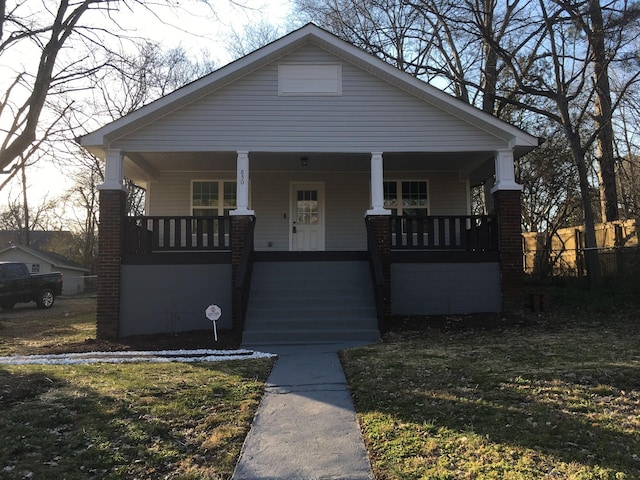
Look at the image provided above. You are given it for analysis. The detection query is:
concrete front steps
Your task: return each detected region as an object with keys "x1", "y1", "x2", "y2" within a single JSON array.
[{"x1": 242, "y1": 257, "x2": 380, "y2": 345}]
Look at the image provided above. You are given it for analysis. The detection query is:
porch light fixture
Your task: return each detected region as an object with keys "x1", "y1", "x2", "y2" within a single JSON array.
[{"x1": 300, "y1": 156, "x2": 309, "y2": 167}]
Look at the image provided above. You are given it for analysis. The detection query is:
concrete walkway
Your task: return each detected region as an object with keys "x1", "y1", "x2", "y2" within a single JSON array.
[{"x1": 232, "y1": 344, "x2": 374, "y2": 480}]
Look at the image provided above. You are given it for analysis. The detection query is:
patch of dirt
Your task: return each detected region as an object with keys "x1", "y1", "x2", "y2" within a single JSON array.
[
  {"x1": 0, "y1": 295, "x2": 96, "y2": 320},
  {"x1": 386, "y1": 312, "x2": 541, "y2": 333},
  {"x1": 49, "y1": 330, "x2": 241, "y2": 355},
  {"x1": 1, "y1": 294, "x2": 240, "y2": 355}
]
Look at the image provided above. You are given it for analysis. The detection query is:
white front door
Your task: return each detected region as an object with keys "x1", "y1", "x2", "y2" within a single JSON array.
[{"x1": 290, "y1": 182, "x2": 325, "y2": 251}]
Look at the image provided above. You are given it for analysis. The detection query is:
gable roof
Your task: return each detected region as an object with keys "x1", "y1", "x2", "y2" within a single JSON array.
[
  {"x1": 0, "y1": 245, "x2": 89, "y2": 272},
  {"x1": 80, "y1": 23, "x2": 539, "y2": 158}
]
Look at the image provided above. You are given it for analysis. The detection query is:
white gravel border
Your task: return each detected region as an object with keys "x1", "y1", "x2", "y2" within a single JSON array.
[{"x1": 0, "y1": 349, "x2": 276, "y2": 365}]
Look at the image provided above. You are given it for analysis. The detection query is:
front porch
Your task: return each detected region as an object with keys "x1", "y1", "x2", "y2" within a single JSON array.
[{"x1": 105, "y1": 210, "x2": 508, "y2": 341}]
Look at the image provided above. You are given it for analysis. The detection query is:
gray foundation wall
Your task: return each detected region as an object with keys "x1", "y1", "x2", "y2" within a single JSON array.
[
  {"x1": 120, "y1": 264, "x2": 232, "y2": 337},
  {"x1": 391, "y1": 263, "x2": 501, "y2": 315}
]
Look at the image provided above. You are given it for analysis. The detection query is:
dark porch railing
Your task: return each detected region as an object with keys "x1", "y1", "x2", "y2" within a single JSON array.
[
  {"x1": 124, "y1": 216, "x2": 231, "y2": 253},
  {"x1": 391, "y1": 215, "x2": 498, "y2": 251}
]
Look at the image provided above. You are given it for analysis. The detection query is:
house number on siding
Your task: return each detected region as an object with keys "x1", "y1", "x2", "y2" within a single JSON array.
[{"x1": 240, "y1": 169, "x2": 245, "y2": 185}]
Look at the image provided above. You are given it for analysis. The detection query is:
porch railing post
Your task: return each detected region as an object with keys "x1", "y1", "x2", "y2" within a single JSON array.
[
  {"x1": 366, "y1": 215, "x2": 391, "y2": 331},
  {"x1": 96, "y1": 188, "x2": 127, "y2": 339},
  {"x1": 493, "y1": 189, "x2": 524, "y2": 312},
  {"x1": 231, "y1": 215, "x2": 256, "y2": 341}
]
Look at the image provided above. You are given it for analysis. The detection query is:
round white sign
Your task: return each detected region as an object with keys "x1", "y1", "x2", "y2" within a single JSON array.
[{"x1": 205, "y1": 304, "x2": 222, "y2": 321}]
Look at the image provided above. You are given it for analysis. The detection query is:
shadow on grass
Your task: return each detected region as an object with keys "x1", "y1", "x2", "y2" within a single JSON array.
[
  {"x1": 343, "y1": 320, "x2": 640, "y2": 478},
  {"x1": 0, "y1": 361, "x2": 270, "y2": 479},
  {"x1": 403, "y1": 372, "x2": 639, "y2": 473}
]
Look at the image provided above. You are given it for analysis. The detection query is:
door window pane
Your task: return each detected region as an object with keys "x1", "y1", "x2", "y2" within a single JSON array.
[{"x1": 297, "y1": 190, "x2": 318, "y2": 224}]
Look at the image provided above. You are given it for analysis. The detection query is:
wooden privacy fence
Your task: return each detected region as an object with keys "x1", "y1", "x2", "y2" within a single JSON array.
[{"x1": 523, "y1": 219, "x2": 639, "y2": 277}]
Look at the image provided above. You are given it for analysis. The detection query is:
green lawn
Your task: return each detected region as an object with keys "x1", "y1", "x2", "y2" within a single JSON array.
[
  {"x1": 0, "y1": 361, "x2": 273, "y2": 479},
  {"x1": 3, "y1": 288, "x2": 639, "y2": 479},
  {"x1": 0, "y1": 296, "x2": 273, "y2": 479},
  {"x1": 341, "y1": 289, "x2": 640, "y2": 479}
]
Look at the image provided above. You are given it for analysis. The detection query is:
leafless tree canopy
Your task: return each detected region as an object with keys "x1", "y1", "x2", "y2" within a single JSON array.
[{"x1": 296, "y1": 0, "x2": 640, "y2": 285}]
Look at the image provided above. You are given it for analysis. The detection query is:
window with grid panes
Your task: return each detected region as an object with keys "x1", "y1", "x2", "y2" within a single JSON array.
[
  {"x1": 192, "y1": 181, "x2": 237, "y2": 216},
  {"x1": 384, "y1": 180, "x2": 428, "y2": 237},
  {"x1": 383, "y1": 181, "x2": 428, "y2": 216}
]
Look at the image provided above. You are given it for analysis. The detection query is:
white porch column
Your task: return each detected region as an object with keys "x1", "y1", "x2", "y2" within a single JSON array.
[
  {"x1": 98, "y1": 149, "x2": 127, "y2": 191},
  {"x1": 230, "y1": 150, "x2": 255, "y2": 216},
  {"x1": 490, "y1": 149, "x2": 523, "y2": 193},
  {"x1": 366, "y1": 151, "x2": 391, "y2": 216}
]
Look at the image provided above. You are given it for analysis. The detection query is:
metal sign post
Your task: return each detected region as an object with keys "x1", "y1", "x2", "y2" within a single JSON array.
[{"x1": 205, "y1": 304, "x2": 222, "y2": 341}]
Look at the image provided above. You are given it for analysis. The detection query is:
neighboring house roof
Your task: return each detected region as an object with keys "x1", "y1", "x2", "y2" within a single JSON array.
[
  {"x1": 0, "y1": 245, "x2": 90, "y2": 273},
  {"x1": 79, "y1": 23, "x2": 540, "y2": 159}
]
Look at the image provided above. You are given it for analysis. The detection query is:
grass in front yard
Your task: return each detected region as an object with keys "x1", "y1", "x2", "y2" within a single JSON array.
[
  {"x1": 0, "y1": 295, "x2": 273, "y2": 479},
  {"x1": 342, "y1": 310, "x2": 640, "y2": 479},
  {"x1": 0, "y1": 296, "x2": 96, "y2": 356},
  {"x1": 0, "y1": 360, "x2": 273, "y2": 479}
]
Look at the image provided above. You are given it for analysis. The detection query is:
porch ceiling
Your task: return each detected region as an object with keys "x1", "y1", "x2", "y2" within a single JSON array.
[{"x1": 124, "y1": 151, "x2": 494, "y2": 182}]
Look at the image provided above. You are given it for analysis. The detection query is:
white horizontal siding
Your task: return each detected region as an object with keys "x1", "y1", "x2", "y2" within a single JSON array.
[
  {"x1": 426, "y1": 172, "x2": 469, "y2": 215},
  {"x1": 112, "y1": 45, "x2": 507, "y2": 153}
]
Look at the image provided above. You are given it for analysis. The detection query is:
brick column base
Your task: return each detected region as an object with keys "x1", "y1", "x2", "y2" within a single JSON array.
[
  {"x1": 493, "y1": 189, "x2": 524, "y2": 312},
  {"x1": 231, "y1": 215, "x2": 255, "y2": 338},
  {"x1": 366, "y1": 215, "x2": 391, "y2": 330},
  {"x1": 96, "y1": 189, "x2": 126, "y2": 339}
]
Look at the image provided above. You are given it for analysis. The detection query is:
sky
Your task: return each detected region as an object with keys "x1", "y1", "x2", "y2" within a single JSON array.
[{"x1": 4, "y1": 0, "x2": 294, "y2": 217}]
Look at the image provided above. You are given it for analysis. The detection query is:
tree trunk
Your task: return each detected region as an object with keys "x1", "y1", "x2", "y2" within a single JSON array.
[
  {"x1": 480, "y1": 0, "x2": 498, "y2": 115},
  {"x1": 21, "y1": 159, "x2": 30, "y2": 247},
  {"x1": 567, "y1": 131, "x2": 602, "y2": 288},
  {"x1": 589, "y1": 0, "x2": 619, "y2": 222}
]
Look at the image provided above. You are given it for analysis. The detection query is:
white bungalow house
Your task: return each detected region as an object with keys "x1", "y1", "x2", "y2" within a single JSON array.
[{"x1": 80, "y1": 24, "x2": 539, "y2": 343}]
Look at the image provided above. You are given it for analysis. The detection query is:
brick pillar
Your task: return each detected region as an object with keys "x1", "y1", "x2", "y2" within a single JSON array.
[
  {"x1": 493, "y1": 189, "x2": 524, "y2": 312},
  {"x1": 96, "y1": 189, "x2": 126, "y2": 339},
  {"x1": 231, "y1": 215, "x2": 255, "y2": 338},
  {"x1": 366, "y1": 215, "x2": 391, "y2": 330}
]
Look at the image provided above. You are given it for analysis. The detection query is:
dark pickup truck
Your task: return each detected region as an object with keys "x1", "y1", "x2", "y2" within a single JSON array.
[{"x1": 0, "y1": 262, "x2": 63, "y2": 310}]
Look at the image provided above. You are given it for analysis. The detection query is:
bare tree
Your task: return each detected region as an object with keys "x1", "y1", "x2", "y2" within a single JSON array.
[
  {"x1": 518, "y1": 127, "x2": 584, "y2": 278},
  {"x1": 0, "y1": 0, "x2": 222, "y2": 181},
  {"x1": 484, "y1": 0, "x2": 640, "y2": 286},
  {"x1": 227, "y1": 20, "x2": 284, "y2": 59},
  {"x1": 554, "y1": 0, "x2": 640, "y2": 222},
  {"x1": 0, "y1": 193, "x2": 63, "y2": 236},
  {"x1": 54, "y1": 39, "x2": 217, "y2": 269},
  {"x1": 89, "y1": 41, "x2": 216, "y2": 121},
  {"x1": 616, "y1": 96, "x2": 640, "y2": 218},
  {"x1": 296, "y1": 0, "x2": 437, "y2": 78}
]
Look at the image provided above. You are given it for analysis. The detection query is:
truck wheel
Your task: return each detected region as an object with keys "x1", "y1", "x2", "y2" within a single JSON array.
[
  {"x1": 36, "y1": 289, "x2": 55, "y2": 309},
  {"x1": 1, "y1": 303, "x2": 15, "y2": 310}
]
